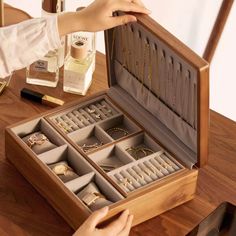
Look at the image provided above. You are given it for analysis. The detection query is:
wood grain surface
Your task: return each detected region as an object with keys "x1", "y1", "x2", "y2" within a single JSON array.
[{"x1": 0, "y1": 52, "x2": 236, "y2": 236}]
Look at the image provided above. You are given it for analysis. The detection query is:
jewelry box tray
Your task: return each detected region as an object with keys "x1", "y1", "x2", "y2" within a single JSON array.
[
  {"x1": 5, "y1": 93, "x2": 198, "y2": 230},
  {"x1": 5, "y1": 13, "x2": 208, "y2": 230}
]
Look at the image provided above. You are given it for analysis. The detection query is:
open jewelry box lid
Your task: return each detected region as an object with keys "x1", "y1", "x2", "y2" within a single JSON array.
[{"x1": 104, "y1": 13, "x2": 209, "y2": 168}]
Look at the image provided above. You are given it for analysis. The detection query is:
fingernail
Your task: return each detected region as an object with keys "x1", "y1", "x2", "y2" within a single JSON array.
[
  {"x1": 123, "y1": 209, "x2": 130, "y2": 215},
  {"x1": 101, "y1": 206, "x2": 109, "y2": 213},
  {"x1": 146, "y1": 8, "x2": 152, "y2": 14},
  {"x1": 131, "y1": 17, "x2": 137, "y2": 22}
]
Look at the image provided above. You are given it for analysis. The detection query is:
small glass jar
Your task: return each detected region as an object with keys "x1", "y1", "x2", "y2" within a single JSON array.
[{"x1": 26, "y1": 0, "x2": 65, "y2": 87}]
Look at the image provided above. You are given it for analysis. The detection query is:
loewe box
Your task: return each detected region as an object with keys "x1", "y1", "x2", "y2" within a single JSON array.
[{"x1": 5, "y1": 12, "x2": 209, "y2": 230}]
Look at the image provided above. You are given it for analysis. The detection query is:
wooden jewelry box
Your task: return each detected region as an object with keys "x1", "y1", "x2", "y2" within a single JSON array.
[{"x1": 5, "y1": 13, "x2": 209, "y2": 230}]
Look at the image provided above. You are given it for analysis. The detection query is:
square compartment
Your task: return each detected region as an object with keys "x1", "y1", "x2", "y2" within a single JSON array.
[
  {"x1": 11, "y1": 118, "x2": 66, "y2": 155},
  {"x1": 88, "y1": 145, "x2": 134, "y2": 173},
  {"x1": 117, "y1": 133, "x2": 162, "y2": 160},
  {"x1": 99, "y1": 114, "x2": 142, "y2": 140},
  {"x1": 68, "y1": 125, "x2": 113, "y2": 153}
]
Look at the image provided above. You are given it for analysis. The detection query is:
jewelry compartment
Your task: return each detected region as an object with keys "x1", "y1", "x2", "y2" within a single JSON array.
[
  {"x1": 116, "y1": 132, "x2": 162, "y2": 160},
  {"x1": 88, "y1": 144, "x2": 135, "y2": 173},
  {"x1": 37, "y1": 145, "x2": 124, "y2": 211},
  {"x1": 49, "y1": 95, "x2": 121, "y2": 134},
  {"x1": 11, "y1": 118, "x2": 66, "y2": 155},
  {"x1": 98, "y1": 114, "x2": 142, "y2": 140},
  {"x1": 108, "y1": 151, "x2": 185, "y2": 194},
  {"x1": 67, "y1": 125, "x2": 113, "y2": 153}
]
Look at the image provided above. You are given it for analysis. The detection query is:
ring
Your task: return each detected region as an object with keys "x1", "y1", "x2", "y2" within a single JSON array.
[
  {"x1": 143, "y1": 168, "x2": 151, "y2": 177},
  {"x1": 95, "y1": 114, "x2": 101, "y2": 119},
  {"x1": 118, "y1": 177, "x2": 128, "y2": 187},
  {"x1": 137, "y1": 172, "x2": 144, "y2": 180},
  {"x1": 162, "y1": 163, "x2": 168, "y2": 169},
  {"x1": 149, "y1": 166, "x2": 157, "y2": 175},
  {"x1": 87, "y1": 108, "x2": 95, "y2": 114}
]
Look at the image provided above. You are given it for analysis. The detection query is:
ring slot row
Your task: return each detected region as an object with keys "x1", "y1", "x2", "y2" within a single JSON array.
[
  {"x1": 52, "y1": 98, "x2": 119, "y2": 134},
  {"x1": 108, "y1": 150, "x2": 184, "y2": 193}
]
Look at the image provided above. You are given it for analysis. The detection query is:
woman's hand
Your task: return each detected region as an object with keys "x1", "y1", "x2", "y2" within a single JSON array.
[
  {"x1": 73, "y1": 207, "x2": 133, "y2": 236},
  {"x1": 76, "y1": 0, "x2": 150, "y2": 31},
  {"x1": 58, "y1": 0, "x2": 150, "y2": 36}
]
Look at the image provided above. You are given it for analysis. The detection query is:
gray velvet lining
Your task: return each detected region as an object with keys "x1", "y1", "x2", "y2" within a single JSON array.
[
  {"x1": 114, "y1": 60, "x2": 197, "y2": 152},
  {"x1": 12, "y1": 118, "x2": 67, "y2": 149},
  {"x1": 106, "y1": 17, "x2": 200, "y2": 166},
  {"x1": 107, "y1": 86, "x2": 196, "y2": 168},
  {"x1": 110, "y1": 18, "x2": 198, "y2": 131},
  {"x1": 88, "y1": 144, "x2": 135, "y2": 171},
  {"x1": 38, "y1": 145, "x2": 124, "y2": 203}
]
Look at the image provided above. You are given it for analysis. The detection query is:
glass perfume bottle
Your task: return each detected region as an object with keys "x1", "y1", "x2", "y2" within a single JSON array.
[
  {"x1": 67, "y1": 6, "x2": 96, "y2": 72},
  {"x1": 63, "y1": 40, "x2": 95, "y2": 95},
  {"x1": 26, "y1": 0, "x2": 65, "y2": 87},
  {"x1": 0, "y1": 74, "x2": 12, "y2": 95},
  {"x1": 70, "y1": 31, "x2": 96, "y2": 72}
]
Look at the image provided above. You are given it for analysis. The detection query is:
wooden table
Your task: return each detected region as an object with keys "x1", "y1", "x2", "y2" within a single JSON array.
[{"x1": 0, "y1": 52, "x2": 236, "y2": 236}]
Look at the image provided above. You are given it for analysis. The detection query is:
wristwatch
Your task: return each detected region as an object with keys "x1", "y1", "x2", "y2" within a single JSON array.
[
  {"x1": 82, "y1": 192, "x2": 105, "y2": 206},
  {"x1": 52, "y1": 163, "x2": 74, "y2": 176},
  {"x1": 26, "y1": 132, "x2": 49, "y2": 148}
]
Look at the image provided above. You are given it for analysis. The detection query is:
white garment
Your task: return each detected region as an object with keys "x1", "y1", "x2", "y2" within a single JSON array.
[{"x1": 0, "y1": 15, "x2": 61, "y2": 78}]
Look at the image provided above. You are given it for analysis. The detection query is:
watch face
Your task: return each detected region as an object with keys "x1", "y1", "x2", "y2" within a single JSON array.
[
  {"x1": 34, "y1": 133, "x2": 47, "y2": 142},
  {"x1": 35, "y1": 133, "x2": 44, "y2": 140}
]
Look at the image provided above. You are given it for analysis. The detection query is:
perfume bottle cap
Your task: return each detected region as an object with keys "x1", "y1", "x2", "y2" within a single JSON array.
[
  {"x1": 71, "y1": 40, "x2": 88, "y2": 60},
  {"x1": 42, "y1": 0, "x2": 64, "y2": 13}
]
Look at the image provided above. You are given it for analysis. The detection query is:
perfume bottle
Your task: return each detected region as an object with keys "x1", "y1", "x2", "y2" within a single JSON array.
[
  {"x1": 70, "y1": 30, "x2": 96, "y2": 72},
  {"x1": 67, "y1": 6, "x2": 96, "y2": 72},
  {"x1": 63, "y1": 40, "x2": 95, "y2": 95},
  {"x1": 26, "y1": 0, "x2": 65, "y2": 87},
  {"x1": 0, "y1": 74, "x2": 12, "y2": 95}
]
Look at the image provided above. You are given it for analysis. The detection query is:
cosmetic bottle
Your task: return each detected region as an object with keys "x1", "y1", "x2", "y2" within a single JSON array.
[
  {"x1": 68, "y1": 6, "x2": 96, "y2": 72},
  {"x1": 26, "y1": 0, "x2": 65, "y2": 87},
  {"x1": 0, "y1": 74, "x2": 12, "y2": 95},
  {"x1": 63, "y1": 40, "x2": 95, "y2": 95}
]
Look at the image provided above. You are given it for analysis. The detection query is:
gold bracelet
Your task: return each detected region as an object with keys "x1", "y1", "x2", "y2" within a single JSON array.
[
  {"x1": 126, "y1": 146, "x2": 154, "y2": 160},
  {"x1": 81, "y1": 142, "x2": 103, "y2": 152},
  {"x1": 107, "y1": 127, "x2": 129, "y2": 138},
  {"x1": 99, "y1": 164, "x2": 116, "y2": 172}
]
